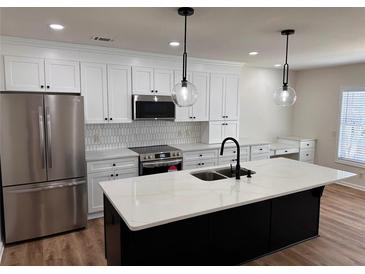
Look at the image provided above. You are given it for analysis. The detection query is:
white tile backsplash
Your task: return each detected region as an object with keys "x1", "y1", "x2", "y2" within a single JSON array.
[{"x1": 85, "y1": 121, "x2": 202, "y2": 151}]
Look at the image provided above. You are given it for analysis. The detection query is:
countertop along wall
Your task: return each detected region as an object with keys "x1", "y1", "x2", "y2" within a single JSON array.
[
  {"x1": 239, "y1": 66, "x2": 295, "y2": 141},
  {"x1": 292, "y1": 63, "x2": 365, "y2": 189}
]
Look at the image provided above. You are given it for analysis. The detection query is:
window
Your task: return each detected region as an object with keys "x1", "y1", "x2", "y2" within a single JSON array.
[{"x1": 337, "y1": 90, "x2": 365, "y2": 167}]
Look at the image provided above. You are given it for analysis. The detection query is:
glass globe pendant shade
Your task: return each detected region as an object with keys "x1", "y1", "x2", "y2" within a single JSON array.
[
  {"x1": 172, "y1": 80, "x2": 198, "y2": 107},
  {"x1": 273, "y1": 85, "x2": 297, "y2": 106}
]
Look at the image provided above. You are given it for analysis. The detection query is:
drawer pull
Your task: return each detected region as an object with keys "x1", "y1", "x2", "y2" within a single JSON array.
[
  {"x1": 199, "y1": 154, "x2": 202, "y2": 157},
  {"x1": 259, "y1": 148, "x2": 263, "y2": 151},
  {"x1": 116, "y1": 174, "x2": 118, "y2": 176},
  {"x1": 307, "y1": 144, "x2": 309, "y2": 146},
  {"x1": 306, "y1": 154, "x2": 309, "y2": 156},
  {"x1": 113, "y1": 163, "x2": 116, "y2": 166},
  {"x1": 285, "y1": 150, "x2": 288, "y2": 152},
  {"x1": 110, "y1": 174, "x2": 114, "y2": 177},
  {"x1": 201, "y1": 163, "x2": 205, "y2": 166}
]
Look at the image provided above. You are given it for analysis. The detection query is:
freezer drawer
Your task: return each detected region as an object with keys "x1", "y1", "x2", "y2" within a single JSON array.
[{"x1": 3, "y1": 178, "x2": 87, "y2": 243}]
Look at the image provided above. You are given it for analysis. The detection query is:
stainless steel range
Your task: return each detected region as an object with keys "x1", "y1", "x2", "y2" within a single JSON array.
[{"x1": 129, "y1": 145, "x2": 183, "y2": 176}]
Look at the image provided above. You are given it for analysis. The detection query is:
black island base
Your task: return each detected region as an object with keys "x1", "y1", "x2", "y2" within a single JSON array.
[{"x1": 103, "y1": 186, "x2": 325, "y2": 265}]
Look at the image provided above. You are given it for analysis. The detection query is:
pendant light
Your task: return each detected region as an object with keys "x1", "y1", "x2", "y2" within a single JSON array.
[
  {"x1": 273, "y1": 29, "x2": 297, "y2": 106},
  {"x1": 171, "y1": 7, "x2": 198, "y2": 107}
]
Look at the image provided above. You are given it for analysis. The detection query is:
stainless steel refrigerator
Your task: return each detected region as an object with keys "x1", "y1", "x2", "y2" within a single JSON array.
[{"x1": 0, "y1": 93, "x2": 87, "y2": 243}]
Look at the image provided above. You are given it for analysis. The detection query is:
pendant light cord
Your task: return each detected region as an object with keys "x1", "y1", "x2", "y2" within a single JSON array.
[
  {"x1": 283, "y1": 34, "x2": 289, "y2": 87},
  {"x1": 182, "y1": 15, "x2": 187, "y2": 82}
]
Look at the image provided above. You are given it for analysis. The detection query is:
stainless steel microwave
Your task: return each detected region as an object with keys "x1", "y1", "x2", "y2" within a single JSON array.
[{"x1": 132, "y1": 95, "x2": 176, "y2": 121}]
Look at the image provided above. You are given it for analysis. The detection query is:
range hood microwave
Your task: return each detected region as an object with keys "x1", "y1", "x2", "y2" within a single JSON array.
[{"x1": 132, "y1": 95, "x2": 176, "y2": 121}]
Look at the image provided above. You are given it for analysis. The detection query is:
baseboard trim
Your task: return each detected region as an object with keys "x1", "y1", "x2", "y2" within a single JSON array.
[
  {"x1": 88, "y1": 211, "x2": 103, "y2": 220},
  {"x1": 336, "y1": 181, "x2": 365, "y2": 191},
  {"x1": 0, "y1": 241, "x2": 4, "y2": 264}
]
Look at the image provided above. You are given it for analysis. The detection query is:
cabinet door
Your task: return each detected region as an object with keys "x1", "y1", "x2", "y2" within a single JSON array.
[
  {"x1": 209, "y1": 74, "x2": 225, "y2": 120},
  {"x1": 209, "y1": 122, "x2": 224, "y2": 144},
  {"x1": 4, "y1": 56, "x2": 45, "y2": 92},
  {"x1": 223, "y1": 121, "x2": 239, "y2": 139},
  {"x1": 224, "y1": 75, "x2": 240, "y2": 120},
  {"x1": 45, "y1": 59, "x2": 80, "y2": 93},
  {"x1": 107, "y1": 64, "x2": 132, "y2": 123},
  {"x1": 154, "y1": 68, "x2": 173, "y2": 95},
  {"x1": 81, "y1": 63, "x2": 108, "y2": 124},
  {"x1": 192, "y1": 72, "x2": 209, "y2": 121},
  {"x1": 88, "y1": 172, "x2": 111, "y2": 213},
  {"x1": 132, "y1": 66, "x2": 154, "y2": 95}
]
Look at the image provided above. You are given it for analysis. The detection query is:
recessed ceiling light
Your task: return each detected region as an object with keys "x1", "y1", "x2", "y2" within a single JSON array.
[
  {"x1": 274, "y1": 64, "x2": 282, "y2": 67},
  {"x1": 49, "y1": 24, "x2": 64, "y2": 30},
  {"x1": 169, "y1": 41, "x2": 180, "y2": 47},
  {"x1": 249, "y1": 51, "x2": 259, "y2": 56}
]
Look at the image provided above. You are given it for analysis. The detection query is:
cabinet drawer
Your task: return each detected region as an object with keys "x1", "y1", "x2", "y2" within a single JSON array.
[
  {"x1": 251, "y1": 145, "x2": 270, "y2": 154},
  {"x1": 219, "y1": 146, "x2": 249, "y2": 157},
  {"x1": 183, "y1": 149, "x2": 218, "y2": 161},
  {"x1": 300, "y1": 149, "x2": 315, "y2": 162},
  {"x1": 251, "y1": 153, "x2": 270, "y2": 161},
  {"x1": 300, "y1": 140, "x2": 315, "y2": 149},
  {"x1": 110, "y1": 170, "x2": 138, "y2": 180},
  {"x1": 218, "y1": 154, "x2": 250, "y2": 165},
  {"x1": 275, "y1": 148, "x2": 300, "y2": 155},
  {"x1": 183, "y1": 159, "x2": 217, "y2": 170},
  {"x1": 87, "y1": 157, "x2": 138, "y2": 173}
]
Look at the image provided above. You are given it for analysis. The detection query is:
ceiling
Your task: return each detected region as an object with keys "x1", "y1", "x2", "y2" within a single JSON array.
[{"x1": 1, "y1": 7, "x2": 365, "y2": 70}]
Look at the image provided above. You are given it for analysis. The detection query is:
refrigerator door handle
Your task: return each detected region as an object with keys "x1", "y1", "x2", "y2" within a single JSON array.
[
  {"x1": 38, "y1": 107, "x2": 46, "y2": 169},
  {"x1": 46, "y1": 107, "x2": 53, "y2": 169},
  {"x1": 6, "y1": 180, "x2": 86, "y2": 194}
]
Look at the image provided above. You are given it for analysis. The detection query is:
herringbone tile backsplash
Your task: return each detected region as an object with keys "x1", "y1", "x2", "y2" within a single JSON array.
[{"x1": 85, "y1": 121, "x2": 202, "y2": 151}]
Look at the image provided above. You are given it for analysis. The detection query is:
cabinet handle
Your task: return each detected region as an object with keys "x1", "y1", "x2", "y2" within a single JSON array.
[
  {"x1": 40, "y1": 85, "x2": 44, "y2": 89},
  {"x1": 110, "y1": 118, "x2": 113, "y2": 121},
  {"x1": 307, "y1": 144, "x2": 309, "y2": 146},
  {"x1": 151, "y1": 90, "x2": 154, "y2": 93},
  {"x1": 190, "y1": 116, "x2": 193, "y2": 119},
  {"x1": 201, "y1": 163, "x2": 205, "y2": 166},
  {"x1": 233, "y1": 151, "x2": 236, "y2": 153},
  {"x1": 113, "y1": 163, "x2": 116, "y2": 166},
  {"x1": 104, "y1": 118, "x2": 108, "y2": 121},
  {"x1": 193, "y1": 116, "x2": 196, "y2": 119},
  {"x1": 110, "y1": 174, "x2": 114, "y2": 177},
  {"x1": 198, "y1": 163, "x2": 201, "y2": 166},
  {"x1": 46, "y1": 85, "x2": 50, "y2": 89},
  {"x1": 155, "y1": 90, "x2": 158, "y2": 93},
  {"x1": 116, "y1": 174, "x2": 119, "y2": 177},
  {"x1": 306, "y1": 154, "x2": 309, "y2": 156},
  {"x1": 259, "y1": 148, "x2": 263, "y2": 151},
  {"x1": 285, "y1": 150, "x2": 288, "y2": 152}
]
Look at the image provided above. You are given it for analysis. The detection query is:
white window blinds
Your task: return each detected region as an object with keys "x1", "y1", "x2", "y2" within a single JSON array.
[{"x1": 338, "y1": 90, "x2": 365, "y2": 166}]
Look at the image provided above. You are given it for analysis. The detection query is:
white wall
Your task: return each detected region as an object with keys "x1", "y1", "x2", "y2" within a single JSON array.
[
  {"x1": 239, "y1": 66, "x2": 295, "y2": 141},
  {"x1": 293, "y1": 63, "x2": 365, "y2": 188}
]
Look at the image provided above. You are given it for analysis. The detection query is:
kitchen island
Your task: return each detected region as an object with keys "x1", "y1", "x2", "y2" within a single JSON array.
[{"x1": 99, "y1": 158, "x2": 356, "y2": 265}]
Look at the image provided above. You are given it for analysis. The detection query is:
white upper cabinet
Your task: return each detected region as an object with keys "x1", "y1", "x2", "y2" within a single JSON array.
[
  {"x1": 4, "y1": 56, "x2": 45, "y2": 92},
  {"x1": 132, "y1": 66, "x2": 173, "y2": 95},
  {"x1": 107, "y1": 64, "x2": 132, "y2": 123},
  {"x1": 4, "y1": 56, "x2": 80, "y2": 93},
  {"x1": 209, "y1": 73, "x2": 239, "y2": 121},
  {"x1": 45, "y1": 59, "x2": 80, "y2": 93},
  {"x1": 191, "y1": 72, "x2": 210, "y2": 121},
  {"x1": 81, "y1": 62, "x2": 108, "y2": 124},
  {"x1": 174, "y1": 70, "x2": 209, "y2": 122},
  {"x1": 209, "y1": 74, "x2": 225, "y2": 121},
  {"x1": 81, "y1": 62, "x2": 132, "y2": 124},
  {"x1": 154, "y1": 68, "x2": 174, "y2": 95},
  {"x1": 132, "y1": 66, "x2": 154, "y2": 94},
  {"x1": 201, "y1": 121, "x2": 239, "y2": 144},
  {"x1": 224, "y1": 75, "x2": 240, "y2": 121}
]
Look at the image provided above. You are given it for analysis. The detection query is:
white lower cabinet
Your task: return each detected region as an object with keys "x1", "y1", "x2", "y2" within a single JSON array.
[
  {"x1": 183, "y1": 149, "x2": 218, "y2": 170},
  {"x1": 201, "y1": 121, "x2": 239, "y2": 144},
  {"x1": 87, "y1": 157, "x2": 138, "y2": 215},
  {"x1": 250, "y1": 144, "x2": 271, "y2": 161}
]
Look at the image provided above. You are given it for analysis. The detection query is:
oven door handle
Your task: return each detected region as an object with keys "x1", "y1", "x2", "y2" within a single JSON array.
[{"x1": 141, "y1": 159, "x2": 182, "y2": 168}]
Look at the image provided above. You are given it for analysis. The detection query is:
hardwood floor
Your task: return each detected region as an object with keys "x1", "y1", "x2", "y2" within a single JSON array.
[{"x1": 1, "y1": 184, "x2": 365, "y2": 266}]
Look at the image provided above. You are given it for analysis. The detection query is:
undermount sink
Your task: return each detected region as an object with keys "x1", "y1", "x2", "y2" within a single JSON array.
[
  {"x1": 191, "y1": 171, "x2": 227, "y2": 181},
  {"x1": 191, "y1": 167, "x2": 255, "y2": 181},
  {"x1": 214, "y1": 167, "x2": 256, "y2": 178}
]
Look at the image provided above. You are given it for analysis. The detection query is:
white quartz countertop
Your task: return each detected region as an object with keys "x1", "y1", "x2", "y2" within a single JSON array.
[
  {"x1": 99, "y1": 158, "x2": 356, "y2": 231},
  {"x1": 174, "y1": 138, "x2": 271, "y2": 152},
  {"x1": 278, "y1": 136, "x2": 316, "y2": 142},
  {"x1": 85, "y1": 148, "x2": 138, "y2": 161},
  {"x1": 270, "y1": 142, "x2": 299, "y2": 151}
]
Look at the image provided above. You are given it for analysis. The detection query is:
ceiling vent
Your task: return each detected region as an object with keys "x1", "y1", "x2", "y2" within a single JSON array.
[{"x1": 91, "y1": 36, "x2": 114, "y2": 42}]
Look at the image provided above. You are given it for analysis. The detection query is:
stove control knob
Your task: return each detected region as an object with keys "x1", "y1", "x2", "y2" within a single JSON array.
[
  {"x1": 176, "y1": 152, "x2": 180, "y2": 156},
  {"x1": 172, "y1": 152, "x2": 175, "y2": 157},
  {"x1": 144, "y1": 156, "x2": 147, "y2": 160},
  {"x1": 148, "y1": 155, "x2": 152, "y2": 159}
]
